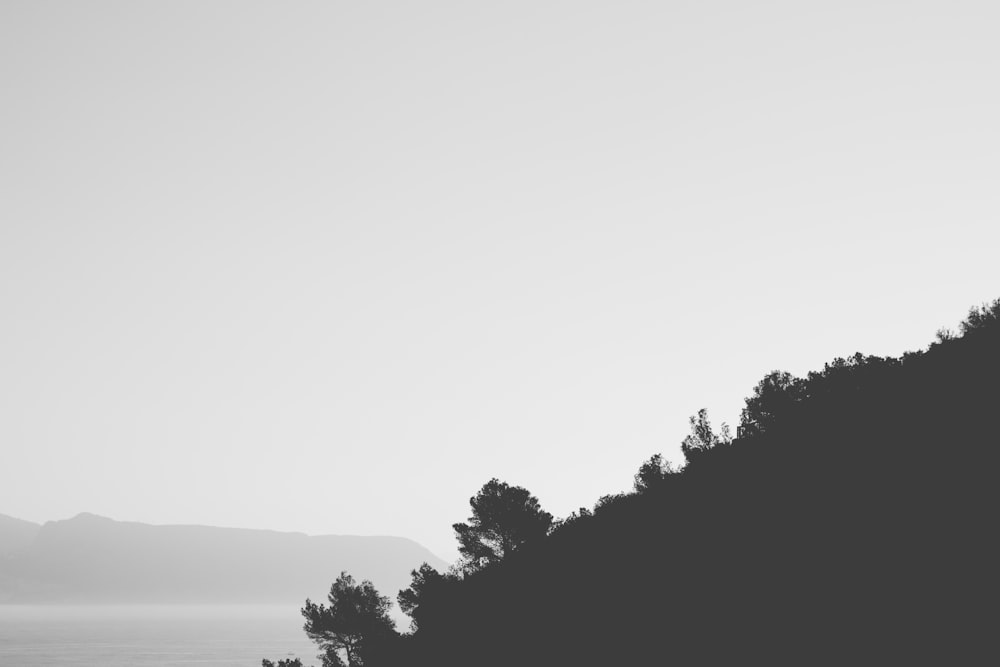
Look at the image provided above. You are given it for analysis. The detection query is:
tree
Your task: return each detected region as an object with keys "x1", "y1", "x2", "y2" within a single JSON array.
[
  {"x1": 301, "y1": 572, "x2": 397, "y2": 667},
  {"x1": 452, "y1": 478, "x2": 553, "y2": 573},
  {"x1": 397, "y1": 562, "x2": 460, "y2": 631},
  {"x1": 680, "y1": 408, "x2": 732, "y2": 462},
  {"x1": 633, "y1": 453, "x2": 679, "y2": 493},
  {"x1": 739, "y1": 372, "x2": 803, "y2": 438},
  {"x1": 262, "y1": 660, "x2": 303, "y2": 667},
  {"x1": 959, "y1": 298, "x2": 1000, "y2": 335}
]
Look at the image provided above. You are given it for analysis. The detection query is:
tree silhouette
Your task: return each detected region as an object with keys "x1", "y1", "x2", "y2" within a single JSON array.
[
  {"x1": 738, "y1": 370, "x2": 803, "y2": 437},
  {"x1": 261, "y1": 660, "x2": 303, "y2": 667},
  {"x1": 633, "y1": 453, "x2": 679, "y2": 492},
  {"x1": 959, "y1": 297, "x2": 1000, "y2": 334},
  {"x1": 679, "y1": 408, "x2": 731, "y2": 462},
  {"x1": 301, "y1": 572, "x2": 396, "y2": 667},
  {"x1": 397, "y1": 562, "x2": 459, "y2": 631},
  {"x1": 452, "y1": 478, "x2": 553, "y2": 573}
]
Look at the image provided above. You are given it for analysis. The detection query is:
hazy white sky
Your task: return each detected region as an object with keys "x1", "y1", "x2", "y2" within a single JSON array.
[{"x1": 2, "y1": 0, "x2": 998, "y2": 560}]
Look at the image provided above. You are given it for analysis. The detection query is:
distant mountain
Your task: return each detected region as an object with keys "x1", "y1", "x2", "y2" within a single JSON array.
[
  {"x1": 0, "y1": 514, "x2": 40, "y2": 556},
  {"x1": 0, "y1": 513, "x2": 446, "y2": 604}
]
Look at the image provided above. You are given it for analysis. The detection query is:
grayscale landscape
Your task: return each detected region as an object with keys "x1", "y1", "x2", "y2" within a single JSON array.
[{"x1": 2, "y1": 1, "x2": 998, "y2": 665}]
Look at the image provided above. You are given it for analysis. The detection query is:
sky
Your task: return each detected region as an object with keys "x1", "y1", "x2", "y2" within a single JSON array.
[{"x1": 1, "y1": 0, "x2": 998, "y2": 561}]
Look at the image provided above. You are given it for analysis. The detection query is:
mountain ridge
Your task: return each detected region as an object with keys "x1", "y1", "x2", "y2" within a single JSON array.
[
  {"x1": 0, "y1": 513, "x2": 40, "y2": 557},
  {"x1": 29, "y1": 511, "x2": 433, "y2": 544},
  {"x1": 0, "y1": 512, "x2": 446, "y2": 605}
]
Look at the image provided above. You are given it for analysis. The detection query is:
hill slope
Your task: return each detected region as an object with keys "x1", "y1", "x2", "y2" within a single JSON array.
[{"x1": 398, "y1": 300, "x2": 1000, "y2": 666}]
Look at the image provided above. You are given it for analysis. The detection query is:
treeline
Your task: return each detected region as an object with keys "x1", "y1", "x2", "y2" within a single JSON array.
[{"x1": 266, "y1": 298, "x2": 1000, "y2": 667}]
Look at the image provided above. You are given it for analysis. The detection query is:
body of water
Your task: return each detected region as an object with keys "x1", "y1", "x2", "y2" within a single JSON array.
[{"x1": 0, "y1": 605, "x2": 321, "y2": 666}]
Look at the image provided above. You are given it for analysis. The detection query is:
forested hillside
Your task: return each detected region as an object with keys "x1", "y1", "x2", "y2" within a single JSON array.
[{"x1": 280, "y1": 299, "x2": 999, "y2": 667}]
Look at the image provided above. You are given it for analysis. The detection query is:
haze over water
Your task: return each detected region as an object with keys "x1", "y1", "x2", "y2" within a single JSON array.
[{"x1": 0, "y1": 605, "x2": 319, "y2": 667}]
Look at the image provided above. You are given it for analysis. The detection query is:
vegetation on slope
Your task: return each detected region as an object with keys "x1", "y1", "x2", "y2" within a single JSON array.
[{"x1": 271, "y1": 298, "x2": 1000, "y2": 667}]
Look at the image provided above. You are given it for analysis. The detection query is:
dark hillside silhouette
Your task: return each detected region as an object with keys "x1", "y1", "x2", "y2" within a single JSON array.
[{"x1": 279, "y1": 298, "x2": 1000, "y2": 666}]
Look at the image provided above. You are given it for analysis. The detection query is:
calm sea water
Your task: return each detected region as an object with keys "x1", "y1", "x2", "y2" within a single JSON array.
[{"x1": 0, "y1": 605, "x2": 322, "y2": 666}]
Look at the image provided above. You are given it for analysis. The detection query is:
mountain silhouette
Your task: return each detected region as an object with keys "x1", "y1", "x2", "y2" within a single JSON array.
[
  {"x1": 0, "y1": 513, "x2": 444, "y2": 604},
  {"x1": 0, "y1": 514, "x2": 39, "y2": 557}
]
